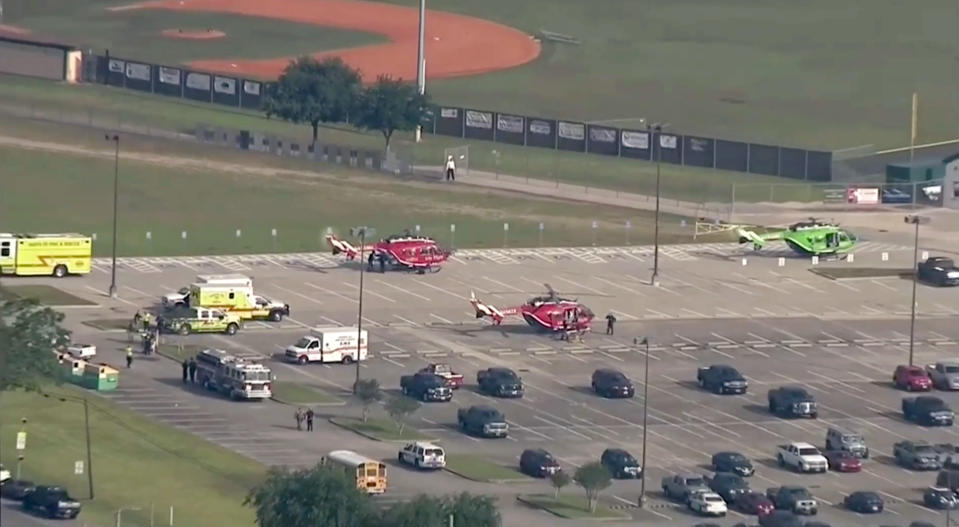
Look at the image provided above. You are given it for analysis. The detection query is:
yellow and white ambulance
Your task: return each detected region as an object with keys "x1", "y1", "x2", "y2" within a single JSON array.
[
  {"x1": 187, "y1": 274, "x2": 290, "y2": 322},
  {"x1": 0, "y1": 233, "x2": 92, "y2": 277}
]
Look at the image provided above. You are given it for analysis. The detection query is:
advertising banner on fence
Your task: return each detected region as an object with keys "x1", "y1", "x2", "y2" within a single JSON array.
[
  {"x1": 557, "y1": 121, "x2": 586, "y2": 152},
  {"x1": 621, "y1": 131, "x2": 648, "y2": 149},
  {"x1": 214, "y1": 76, "x2": 235, "y2": 94},
  {"x1": 106, "y1": 58, "x2": 125, "y2": 87},
  {"x1": 185, "y1": 72, "x2": 210, "y2": 90},
  {"x1": 822, "y1": 188, "x2": 846, "y2": 204},
  {"x1": 434, "y1": 106, "x2": 463, "y2": 137},
  {"x1": 108, "y1": 59, "x2": 124, "y2": 73},
  {"x1": 158, "y1": 66, "x2": 180, "y2": 85},
  {"x1": 125, "y1": 62, "x2": 150, "y2": 81},
  {"x1": 464, "y1": 110, "x2": 493, "y2": 140},
  {"x1": 846, "y1": 187, "x2": 879, "y2": 205},
  {"x1": 587, "y1": 125, "x2": 618, "y2": 156},
  {"x1": 495, "y1": 113, "x2": 524, "y2": 145},
  {"x1": 525, "y1": 117, "x2": 555, "y2": 149}
]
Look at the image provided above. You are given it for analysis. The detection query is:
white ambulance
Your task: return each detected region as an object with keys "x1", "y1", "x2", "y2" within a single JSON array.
[{"x1": 285, "y1": 327, "x2": 368, "y2": 365}]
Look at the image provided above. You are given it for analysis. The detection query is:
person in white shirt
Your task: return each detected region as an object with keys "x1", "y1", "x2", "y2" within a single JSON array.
[{"x1": 445, "y1": 155, "x2": 456, "y2": 182}]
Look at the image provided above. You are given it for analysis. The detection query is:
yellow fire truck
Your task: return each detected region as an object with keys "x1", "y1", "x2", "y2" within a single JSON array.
[{"x1": 0, "y1": 233, "x2": 93, "y2": 277}]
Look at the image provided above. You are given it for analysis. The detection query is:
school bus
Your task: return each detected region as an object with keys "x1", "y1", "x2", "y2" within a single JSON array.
[
  {"x1": 323, "y1": 450, "x2": 387, "y2": 494},
  {"x1": 0, "y1": 233, "x2": 93, "y2": 277}
]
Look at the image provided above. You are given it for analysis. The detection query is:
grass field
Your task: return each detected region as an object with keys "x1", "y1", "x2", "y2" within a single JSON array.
[
  {"x1": 329, "y1": 417, "x2": 432, "y2": 441},
  {"x1": 516, "y1": 493, "x2": 630, "y2": 520},
  {"x1": 0, "y1": 121, "x2": 703, "y2": 256},
  {"x1": 0, "y1": 285, "x2": 97, "y2": 306},
  {"x1": 4, "y1": 4, "x2": 382, "y2": 64},
  {"x1": 0, "y1": 74, "x2": 829, "y2": 204},
  {"x1": 6, "y1": 0, "x2": 958, "y2": 149},
  {"x1": 0, "y1": 387, "x2": 263, "y2": 527},
  {"x1": 270, "y1": 381, "x2": 341, "y2": 405},
  {"x1": 443, "y1": 455, "x2": 530, "y2": 483}
]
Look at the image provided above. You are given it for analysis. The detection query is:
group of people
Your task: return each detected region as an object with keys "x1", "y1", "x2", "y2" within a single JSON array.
[
  {"x1": 181, "y1": 357, "x2": 199, "y2": 383},
  {"x1": 294, "y1": 407, "x2": 315, "y2": 431}
]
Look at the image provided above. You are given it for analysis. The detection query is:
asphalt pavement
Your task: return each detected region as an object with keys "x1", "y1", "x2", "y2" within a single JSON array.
[{"x1": 19, "y1": 238, "x2": 959, "y2": 527}]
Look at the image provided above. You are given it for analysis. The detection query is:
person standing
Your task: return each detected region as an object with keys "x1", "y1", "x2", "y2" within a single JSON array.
[
  {"x1": 188, "y1": 358, "x2": 197, "y2": 383},
  {"x1": 306, "y1": 408, "x2": 314, "y2": 432},
  {"x1": 125, "y1": 346, "x2": 133, "y2": 368},
  {"x1": 181, "y1": 359, "x2": 189, "y2": 383},
  {"x1": 605, "y1": 313, "x2": 617, "y2": 335},
  {"x1": 445, "y1": 155, "x2": 456, "y2": 182},
  {"x1": 142, "y1": 311, "x2": 152, "y2": 331},
  {"x1": 294, "y1": 408, "x2": 304, "y2": 431}
]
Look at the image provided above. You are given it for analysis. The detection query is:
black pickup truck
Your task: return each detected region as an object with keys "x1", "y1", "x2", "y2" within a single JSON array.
[
  {"x1": 768, "y1": 386, "x2": 817, "y2": 418},
  {"x1": 477, "y1": 367, "x2": 524, "y2": 398},
  {"x1": 457, "y1": 405, "x2": 508, "y2": 438},
  {"x1": 22, "y1": 486, "x2": 81, "y2": 519},
  {"x1": 766, "y1": 485, "x2": 818, "y2": 515},
  {"x1": 903, "y1": 396, "x2": 955, "y2": 426},
  {"x1": 697, "y1": 365, "x2": 748, "y2": 394},
  {"x1": 400, "y1": 372, "x2": 453, "y2": 402}
]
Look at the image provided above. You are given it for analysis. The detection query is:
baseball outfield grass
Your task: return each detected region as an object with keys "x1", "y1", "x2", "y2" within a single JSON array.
[
  {"x1": 0, "y1": 386, "x2": 263, "y2": 527},
  {"x1": 0, "y1": 74, "x2": 826, "y2": 205},
  {"x1": 5, "y1": 0, "x2": 957, "y2": 149}
]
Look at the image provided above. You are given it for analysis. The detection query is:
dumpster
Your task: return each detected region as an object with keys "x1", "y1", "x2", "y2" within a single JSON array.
[{"x1": 81, "y1": 363, "x2": 119, "y2": 391}]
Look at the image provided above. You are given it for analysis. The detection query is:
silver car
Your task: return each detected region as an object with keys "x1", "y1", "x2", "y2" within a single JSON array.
[{"x1": 927, "y1": 362, "x2": 959, "y2": 390}]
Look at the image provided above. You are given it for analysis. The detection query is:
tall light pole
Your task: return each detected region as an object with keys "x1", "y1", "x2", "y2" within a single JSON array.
[
  {"x1": 636, "y1": 336, "x2": 650, "y2": 508},
  {"x1": 647, "y1": 123, "x2": 666, "y2": 286},
  {"x1": 414, "y1": 0, "x2": 426, "y2": 143},
  {"x1": 905, "y1": 214, "x2": 929, "y2": 366},
  {"x1": 43, "y1": 392, "x2": 94, "y2": 499},
  {"x1": 105, "y1": 134, "x2": 120, "y2": 298},
  {"x1": 350, "y1": 226, "x2": 374, "y2": 392}
]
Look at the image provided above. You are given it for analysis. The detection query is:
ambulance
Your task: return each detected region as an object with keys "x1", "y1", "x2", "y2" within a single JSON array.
[
  {"x1": 187, "y1": 274, "x2": 290, "y2": 322},
  {"x1": 0, "y1": 233, "x2": 92, "y2": 277},
  {"x1": 285, "y1": 326, "x2": 368, "y2": 364}
]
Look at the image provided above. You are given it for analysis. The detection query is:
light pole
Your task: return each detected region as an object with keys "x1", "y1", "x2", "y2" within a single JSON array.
[
  {"x1": 350, "y1": 226, "x2": 374, "y2": 392},
  {"x1": 115, "y1": 506, "x2": 140, "y2": 527},
  {"x1": 636, "y1": 336, "x2": 650, "y2": 508},
  {"x1": 105, "y1": 134, "x2": 120, "y2": 298},
  {"x1": 647, "y1": 123, "x2": 666, "y2": 286},
  {"x1": 42, "y1": 392, "x2": 94, "y2": 499},
  {"x1": 414, "y1": 0, "x2": 426, "y2": 142},
  {"x1": 905, "y1": 214, "x2": 929, "y2": 366}
]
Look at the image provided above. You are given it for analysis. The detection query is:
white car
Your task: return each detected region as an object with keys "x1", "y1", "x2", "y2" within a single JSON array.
[
  {"x1": 398, "y1": 442, "x2": 446, "y2": 470},
  {"x1": 0, "y1": 464, "x2": 11, "y2": 485},
  {"x1": 688, "y1": 490, "x2": 727, "y2": 516},
  {"x1": 67, "y1": 344, "x2": 97, "y2": 359},
  {"x1": 162, "y1": 287, "x2": 190, "y2": 309}
]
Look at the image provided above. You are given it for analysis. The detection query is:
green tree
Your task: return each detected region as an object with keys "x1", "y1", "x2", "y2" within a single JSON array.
[
  {"x1": 0, "y1": 298, "x2": 69, "y2": 391},
  {"x1": 354, "y1": 75, "x2": 430, "y2": 152},
  {"x1": 353, "y1": 378, "x2": 382, "y2": 422},
  {"x1": 549, "y1": 470, "x2": 571, "y2": 500},
  {"x1": 262, "y1": 56, "x2": 362, "y2": 146},
  {"x1": 573, "y1": 462, "x2": 612, "y2": 512},
  {"x1": 385, "y1": 395, "x2": 420, "y2": 434},
  {"x1": 245, "y1": 463, "x2": 376, "y2": 527},
  {"x1": 444, "y1": 492, "x2": 501, "y2": 527},
  {"x1": 379, "y1": 494, "x2": 447, "y2": 527}
]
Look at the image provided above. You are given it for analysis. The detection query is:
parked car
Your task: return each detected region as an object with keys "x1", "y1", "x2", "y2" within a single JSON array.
[
  {"x1": 66, "y1": 343, "x2": 96, "y2": 359},
  {"x1": 696, "y1": 364, "x2": 748, "y2": 394},
  {"x1": 894, "y1": 365, "x2": 934, "y2": 391},
  {"x1": 456, "y1": 405, "x2": 508, "y2": 438},
  {"x1": 711, "y1": 451, "x2": 754, "y2": 477},
  {"x1": 0, "y1": 479, "x2": 36, "y2": 500},
  {"x1": 688, "y1": 489, "x2": 727, "y2": 517},
  {"x1": 734, "y1": 491, "x2": 775, "y2": 516},
  {"x1": 519, "y1": 448, "x2": 561, "y2": 478},
  {"x1": 706, "y1": 472, "x2": 750, "y2": 503},
  {"x1": 775, "y1": 442, "x2": 828, "y2": 473},
  {"x1": 0, "y1": 464, "x2": 9, "y2": 485},
  {"x1": 823, "y1": 450, "x2": 862, "y2": 472},
  {"x1": 936, "y1": 469, "x2": 959, "y2": 493},
  {"x1": 824, "y1": 426, "x2": 868, "y2": 458},
  {"x1": 918, "y1": 256, "x2": 959, "y2": 286},
  {"x1": 758, "y1": 510, "x2": 803, "y2": 527},
  {"x1": 766, "y1": 486, "x2": 818, "y2": 515},
  {"x1": 926, "y1": 361, "x2": 959, "y2": 390},
  {"x1": 903, "y1": 396, "x2": 955, "y2": 426},
  {"x1": 397, "y1": 441, "x2": 445, "y2": 470},
  {"x1": 476, "y1": 367, "x2": 524, "y2": 398},
  {"x1": 22, "y1": 486, "x2": 81, "y2": 519},
  {"x1": 894, "y1": 440, "x2": 943, "y2": 470},
  {"x1": 933, "y1": 443, "x2": 959, "y2": 468},
  {"x1": 399, "y1": 372, "x2": 453, "y2": 402},
  {"x1": 600, "y1": 448, "x2": 641, "y2": 479},
  {"x1": 591, "y1": 368, "x2": 634, "y2": 398},
  {"x1": 767, "y1": 386, "x2": 817, "y2": 418},
  {"x1": 924, "y1": 486, "x2": 959, "y2": 509},
  {"x1": 843, "y1": 491, "x2": 883, "y2": 513},
  {"x1": 661, "y1": 473, "x2": 709, "y2": 503}
]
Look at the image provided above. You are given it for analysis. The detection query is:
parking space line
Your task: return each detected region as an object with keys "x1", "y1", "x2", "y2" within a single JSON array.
[
  {"x1": 482, "y1": 276, "x2": 524, "y2": 293},
  {"x1": 680, "y1": 308, "x2": 708, "y2": 318},
  {"x1": 429, "y1": 313, "x2": 453, "y2": 324},
  {"x1": 418, "y1": 281, "x2": 464, "y2": 299},
  {"x1": 305, "y1": 283, "x2": 357, "y2": 304},
  {"x1": 593, "y1": 276, "x2": 643, "y2": 296},
  {"x1": 393, "y1": 314, "x2": 420, "y2": 326},
  {"x1": 341, "y1": 281, "x2": 396, "y2": 303},
  {"x1": 372, "y1": 280, "x2": 432, "y2": 301},
  {"x1": 553, "y1": 275, "x2": 607, "y2": 296}
]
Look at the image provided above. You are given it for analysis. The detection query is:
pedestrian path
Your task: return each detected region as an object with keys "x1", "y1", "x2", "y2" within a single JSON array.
[{"x1": 91, "y1": 241, "x2": 911, "y2": 274}]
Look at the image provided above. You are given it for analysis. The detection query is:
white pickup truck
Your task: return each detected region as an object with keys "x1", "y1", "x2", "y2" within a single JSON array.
[{"x1": 776, "y1": 442, "x2": 828, "y2": 473}]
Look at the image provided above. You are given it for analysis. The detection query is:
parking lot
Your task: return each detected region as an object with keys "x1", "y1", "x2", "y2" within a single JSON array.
[{"x1": 40, "y1": 240, "x2": 959, "y2": 526}]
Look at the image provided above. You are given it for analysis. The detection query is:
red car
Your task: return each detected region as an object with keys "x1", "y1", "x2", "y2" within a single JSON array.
[
  {"x1": 735, "y1": 491, "x2": 775, "y2": 516},
  {"x1": 824, "y1": 450, "x2": 862, "y2": 472},
  {"x1": 894, "y1": 365, "x2": 933, "y2": 391}
]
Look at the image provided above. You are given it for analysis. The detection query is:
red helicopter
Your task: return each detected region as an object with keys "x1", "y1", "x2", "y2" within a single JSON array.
[
  {"x1": 326, "y1": 231, "x2": 452, "y2": 273},
  {"x1": 469, "y1": 284, "x2": 594, "y2": 334}
]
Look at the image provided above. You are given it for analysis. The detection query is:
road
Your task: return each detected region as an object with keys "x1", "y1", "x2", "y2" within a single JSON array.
[{"x1": 21, "y1": 238, "x2": 959, "y2": 527}]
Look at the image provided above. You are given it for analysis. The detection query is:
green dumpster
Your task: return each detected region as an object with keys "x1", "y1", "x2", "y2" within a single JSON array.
[{"x1": 82, "y1": 363, "x2": 119, "y2": 391}]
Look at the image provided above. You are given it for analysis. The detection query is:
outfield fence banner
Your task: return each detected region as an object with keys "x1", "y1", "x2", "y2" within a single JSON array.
[{"x1": 76, "y1": 52, "x2": 836, "y2": 181}]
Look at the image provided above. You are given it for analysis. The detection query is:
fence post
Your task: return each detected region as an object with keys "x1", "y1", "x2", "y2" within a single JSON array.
[{"x1": 730, "y1": 184, "x2": 736, "y2": 220}]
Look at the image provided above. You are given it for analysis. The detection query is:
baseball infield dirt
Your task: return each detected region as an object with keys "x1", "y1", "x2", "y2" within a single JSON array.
[{"x1": 119, "y1": 0, "x2": 541, "y2": 81}]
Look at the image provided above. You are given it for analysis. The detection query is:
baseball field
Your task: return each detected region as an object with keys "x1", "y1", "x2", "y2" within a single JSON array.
[{"x1": 3, "y1": 0, "x2": 957, "y2": 150}]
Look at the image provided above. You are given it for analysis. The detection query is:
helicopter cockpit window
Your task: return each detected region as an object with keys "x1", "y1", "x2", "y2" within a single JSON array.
[{"x1": 826, "y1": 232, "x2": 838, "y2": 247}]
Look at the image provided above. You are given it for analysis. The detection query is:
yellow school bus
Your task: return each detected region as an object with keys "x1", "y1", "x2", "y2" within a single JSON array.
[
  {"x1": 0, "y1": 233, "x2": 92, "y2": 277},
  {"x1": 323, "y1": 450, "x2": 387, "y2": 494}
]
